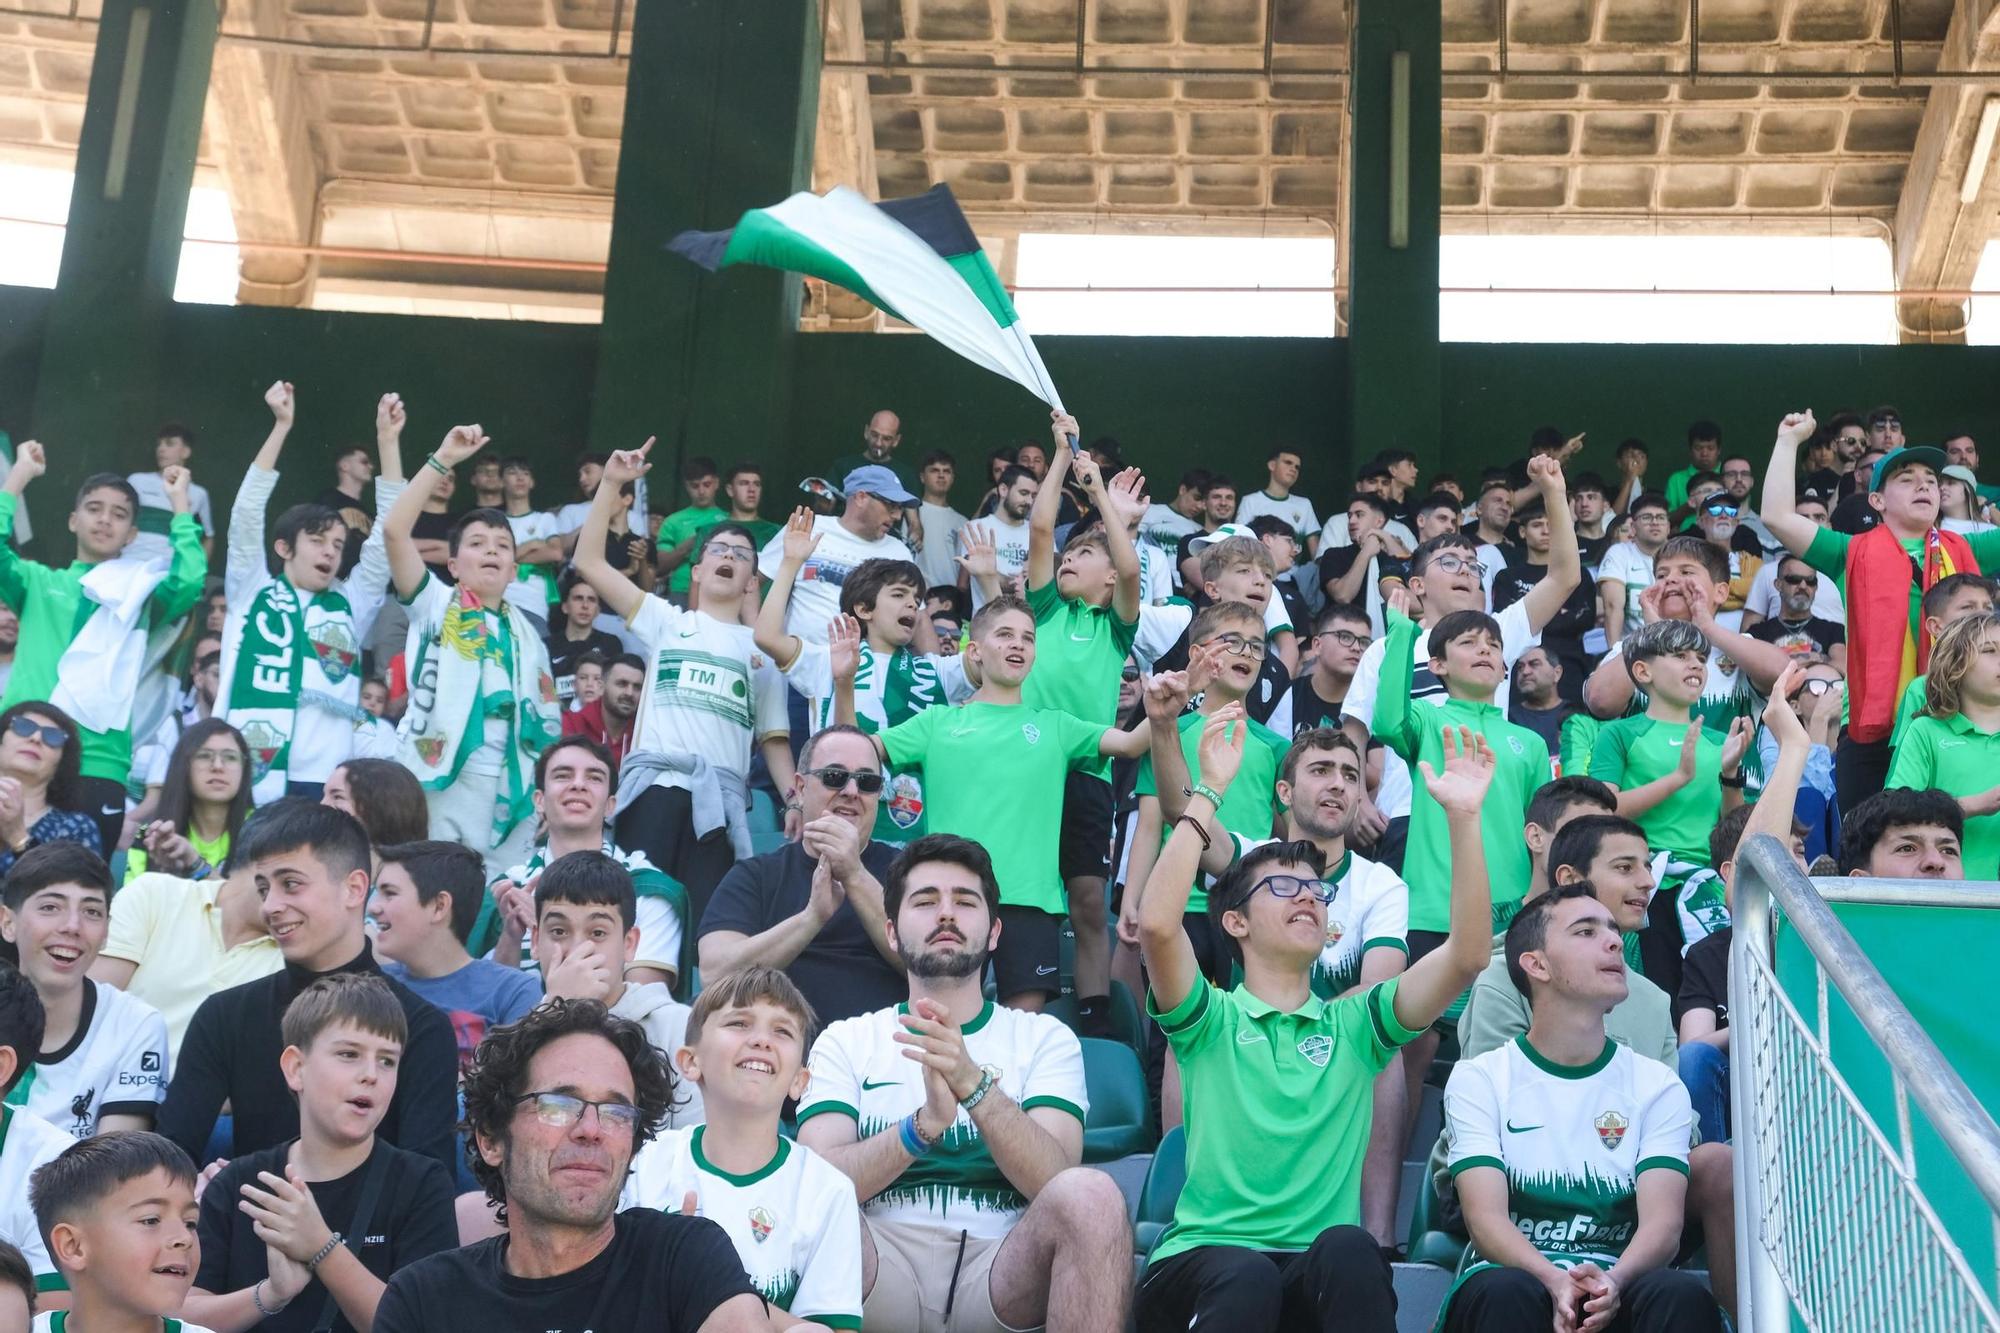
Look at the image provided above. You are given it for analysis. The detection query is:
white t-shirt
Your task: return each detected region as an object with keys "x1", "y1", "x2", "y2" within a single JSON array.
[
  {"x1": 964, "y1": 514, "x2": 1031, "y2": 613},
  {"x1": 799, "y1": 1001, "x2": 1088, "y2": 1239},
  {"x1": 504, "y1": 510, "x2": 563, "y2": 616},
  {"x1": 126, "y1": 470, "x2": 214, "y2": 562},
  {"x1": 1475, "y1": 542, "x2": 1509, "y2": 609},
  {"x1": 13, "y1": 980, "x2": 169, "y2": 1139},
  {"x1": 1236, "y1": 490, "x2": 1321, "y2": 541},
  {"x1": 621, "y1": 1126, "x2": 863, "y2": 1325},
  {"x1": 1443, "y1": 1037, "x2": 1693, "y2": 1275},
  {"x1": 1742, "y1": 561, "x2": 1845, "y2": 624},
  {"x1": 1316, "y1": 512, "x2": 1418, "y2": 553},
  {"x1": 1595, "y1": 542, "x2": 1658, "y2": 627},
  {"x1": 757, "y1": 518, "x2": 914, "y2": 646},
  {"x1": 1, "y1": 1105, "x2": 72, "y2": 1287},
  {"x1": 628, "y1": 596, "x2": 789, "y2": 788},
  {"x1": 1137, "y1": 543, "x2": 1174, "y2": 605},
  {"x1": 1342, "y1": 599, "x2": 1541, "y2": 821},
  {"x1": 1138, "y1": 505, "x2": 1203, "y2": 585},
  {"x1": 915, "y1": 502, "x2": 969, "y2": 590},
  {"x1": 551, "y1": 500, "x2": 594, "y2": 535}
]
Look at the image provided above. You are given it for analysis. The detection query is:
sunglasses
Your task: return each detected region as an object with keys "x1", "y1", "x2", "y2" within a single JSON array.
[
  {"x1": 7, "y1": 716, "x2": 66, "y2": 749},
  {"x1": 1779, "y1": 574, "x2": 1816, "y2": 587},
  {"x1": 805, "y1": 766, "x2": 886, "y2": 795},
  {"x1": 1120, "y1": 665, "x2": 1142, "y2": 683},
  {"x1": 1702, "y1": 501, "x2": 1740, "y2": 516}
]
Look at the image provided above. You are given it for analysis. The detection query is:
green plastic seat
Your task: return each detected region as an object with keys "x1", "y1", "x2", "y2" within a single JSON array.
[
  {"x1": 1404, "y1": 1171, "x2": 1469, "y2": 1270},
  {"x1": 1079, "y1": 1037, "x2": 1153, "y2": 1162},
  {"x1": 1132, "y1": 1126, "x2": 1187, "y2": 1259}
]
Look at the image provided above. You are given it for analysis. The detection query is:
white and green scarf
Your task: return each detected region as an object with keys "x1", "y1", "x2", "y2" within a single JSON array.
[
  {"x1": 814, "y1": 641, "x2": 949, "y2": 841},
  {"x1": 227, "y1": 577, "x2": 354, "y2": 801},
  {"x1": 399, "y1": 587, "x2": 560, "y2": 839}
]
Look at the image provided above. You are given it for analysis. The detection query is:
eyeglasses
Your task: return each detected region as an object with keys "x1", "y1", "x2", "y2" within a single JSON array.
[
  {"x1": 193, "y1": 749, "x2": 244, "y2": 768},
  {"x1": 1423, "y1": 553, "x2": 1476, "y2": 575},
  {"x1": 1321, "y1": 629, "x2": 1373, "y2": 651},
  {"x1": 1197, "y1": 633, "x2": 1267, "y2": 660},
  {"x1": 1634, "y1": 511, "x2": 1670, "y2": 523},
  {"x1": 1721, "y1": 469, "x2": 1754, "y2": 480},
  {"x1": 6, "y1": 717, "x2": 66, "y2": 748},
  {"x1": 1238, "y1": 874, "x2": 1337, "y2": 908},
  {"x1": 1778, "y1": 573, "x2": 1817, "y2": 587},
  {"x1": 1790, "y1": 677, "x2": 1840, "y2": 700},
  {"x1": 703, "y1": 542, "x2": 756, "y2": 563},
  {"x1": 512, "y1": 1091, "x2": 642, "y2": 1134},
  {"x1": 806, "y1": 766, "x2": 886, "y2": 795}
]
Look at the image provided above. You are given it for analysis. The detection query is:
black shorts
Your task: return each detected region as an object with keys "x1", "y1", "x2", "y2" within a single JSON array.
[
  {"x1": 992, "y1": 905, "x2": 1064, "y2": 1001},
  {"x1": 1058, "y1": 772, "x2": 1115, "y2": 882}
]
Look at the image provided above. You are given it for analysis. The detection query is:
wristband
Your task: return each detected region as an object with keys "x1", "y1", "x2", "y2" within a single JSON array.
[
  {"x1": 252, "y1": 1279, "x2": 288, "y2": 1317},
  {"x1": 959, "y1": 1065, "x2": 999, "y2": 1111},
  {"x1": 423, "y1": 453, "x2": 451, "y2": 477},
  {"x1": 1174, "y1": 815, "x2": 1212, "y2": 853},
  {"x1": 307, "y1": 1234, "x2": 343, "y2": 1271},
  {"x1": 1719, "y1": 771, "x2": 1746, "y2": 789},
  {"x1": 1190, "y1": 782, "x2": 1226, "y2": 810},
  {"x1": 897, "y1": 1112, "x2": 934, "y2": 1157}
]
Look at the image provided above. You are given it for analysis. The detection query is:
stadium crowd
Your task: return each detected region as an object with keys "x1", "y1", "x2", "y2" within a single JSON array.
[{"x1": 0, "y1": 384, "x2": 1983, "y2": 1333}]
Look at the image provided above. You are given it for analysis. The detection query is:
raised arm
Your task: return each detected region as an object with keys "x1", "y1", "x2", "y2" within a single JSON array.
[
  {"x1": 1025, "y1": 413, "x2": 1075, "y2": 591},
  {"x1": 1758, "y1": 411, "x2": 1820, "y2": 559},
  {"x1": 1519, "y1": 453, "x2": 1583, "y2": 633},
  {"x1": 1091, "y1": 462, "x2": 1148, "y2": 625},
  {"x1": 153, "y1": 465, "x2": 209, "y2": 621},
  {"x1": 753, "y1": 507, "x2": 820, "y2": 668},
  {"x1": 227, "y1": 386, "x2": 293, "y2": 601},
  {"x1": 1391, "y1": 728, "x2": 1496, "y2": 1031},
  {"x1": 1688, "y1": 588, "x2": 1791, "y2": 695},
  {"x1": 249, "y1": 380, "x2": 294, "y2": 472},
  {"x1": 347, "y1": 394, "x2": 408, "y2": 629},
  {"x1": 574, "y1": 439, "x2": 656, "y2": 623},
  {"x1": 955, "y1": 523, "x2": 1003, "y2": 605},
  {"x1": 1142, "y1": 666, "x2": 1234, "y2": 878},
  {"x1": 1139, "y1": 709, "x2": 1246, "y2": 1015},
  {"x1": 1370, "y1": 594, "x2": 1425, "y2": 759},
  {"x1": 385, "y1": 424, "x2": 487, "y2": 599}
]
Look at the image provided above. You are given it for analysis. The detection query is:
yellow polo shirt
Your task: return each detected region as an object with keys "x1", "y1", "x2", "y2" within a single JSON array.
[{"x1": 100, "y1": 873, "x2": 282, "y2": 1060}]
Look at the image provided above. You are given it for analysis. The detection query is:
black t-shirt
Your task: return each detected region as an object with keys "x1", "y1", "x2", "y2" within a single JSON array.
[
  {"x1": 1314, "y1": 545, "x2": 1409, "y2": 600},
  {"x1": 1491, "y1": 560, "x2": 1595, "y2": 650},
  {"x1": 315, "y1": 487, "x2": 373, "y2": 579},
  {"x1": 374, "y1": 1208, "x2": 758, "y2": 1333},
  {"x1": 1510, "y1": 700, "x2": 1573, "y2": 756},
  {"x1": 1275, "y1": 581, "x2": 1312, "y2": 639},
  {"x1": 545, "y1": 628, "x2": 627, "y2": 704},
  {"x1": 1747, "y1": 615, "x2": 1846, "y2": 658},
  {"x1": 1277, "y1": 675, "x2": 1346, "y2": 737},
  {"x1": 408, "y1": 510, "x2": 455, "y2": 584},
  {"x1": 698, "y1": 841, "x2": 906, "y2": 1027},
  {"x1": 158, "y1": 946, "x2": 459, "y2": 1174},
  {"x1": 1675, "y1": 926, "x2": 1731, "y2": 1029},
  {"x1": 197, "y1": 1138, "x2": 456, "y2": 1333}
]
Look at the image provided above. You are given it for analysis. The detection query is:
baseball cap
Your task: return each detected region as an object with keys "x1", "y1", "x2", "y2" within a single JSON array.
[
  {"x1": 1870, "y1": 445, "x2": 1947, "y2": 493},
  {"x1": 842, "y1": 464, "x2": 917, "y2": 507},
  {"x1": 1943, "y1": 464, "x2": 1979, "y2": 490},
  {"x1": 1188, "y1": 522, "x2": 1258, "y2": 552},
  {"x1": 1797, "y1": 469, "x2": 1842, "y2": 505}
]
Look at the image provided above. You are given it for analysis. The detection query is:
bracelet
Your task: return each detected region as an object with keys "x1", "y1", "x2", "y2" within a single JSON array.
[
  {"x1": 1719, "y1": 771, "x2": 1746, "y2": 789},
  {"x1": 423, "y1": 453, "x2": 451, "y2": 477},
  {"x1": 1174, "y1": 815, "x2": 1212, "y2": 853},
  {"x1": 306, "y1": 1234, "x2": 343, "y2": 1271},
  {"x1": 252, "y1": 1279, "x2": 288, "y2": 1317},
  {"x1": 959, "y1": 1066, "x2": 998, "y2": 1112},
  {"x1": 1190, "y1": 782, "x2": 1226, "y2": 810},
  {"x1": 897, "y1": 1112, "x2": 935, "y2": 1157}
]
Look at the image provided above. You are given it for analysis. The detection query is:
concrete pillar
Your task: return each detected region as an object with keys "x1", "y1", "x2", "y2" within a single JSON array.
[
  {"x1": 588, "y1": 0, "x2": 822, "y2": 468},
  {"x1": 32, "y1": 0, "x2": 217, "y2": 501},
  {"x1": 1344, "y1": 0, "x2": 1442, "y2": 467}
]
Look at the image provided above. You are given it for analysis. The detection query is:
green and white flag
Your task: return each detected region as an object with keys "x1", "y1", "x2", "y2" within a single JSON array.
[{"x1": 669, "y1": 184, "x2": 1064, "y2": 412}]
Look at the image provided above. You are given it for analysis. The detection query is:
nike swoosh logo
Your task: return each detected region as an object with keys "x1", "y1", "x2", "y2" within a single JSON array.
[
  {"x1": 1235, "y1": 1029, "x2": 1267, "y2": 1045},
  {"x1": 100, "y1": 804, "x2": 122, "y2": 817},
  {"x1": 1034, "y1": 965, "x2": 1058, "y2": 975},
  {"x1": 861, "y1": 1078, "x2": 897, "y2": 1090},
  {"x1": 1506, "y1": 1121, "x2": 1543, "y2": 1133}
]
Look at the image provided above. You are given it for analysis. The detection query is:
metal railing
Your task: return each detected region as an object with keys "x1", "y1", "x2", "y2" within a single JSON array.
[{"x1": 1729, "y1": 836, "x2": 2000, "y2": 1333}]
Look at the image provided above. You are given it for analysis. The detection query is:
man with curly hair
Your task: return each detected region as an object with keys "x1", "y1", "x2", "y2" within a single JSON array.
[{"x1": 374, "y1": 998, "x2": 770, "y2": 1332}]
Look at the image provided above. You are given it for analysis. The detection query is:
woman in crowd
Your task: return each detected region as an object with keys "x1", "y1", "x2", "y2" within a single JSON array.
[
  {"x1": 323, "y1": 756, "x2": 430, "y2": 855},
  {"x1": 125, "y1": 718, "x2": 253, "y2": 881},
  {"x1": 0, "y1": 700, "x2": 100, "y2": 874}
]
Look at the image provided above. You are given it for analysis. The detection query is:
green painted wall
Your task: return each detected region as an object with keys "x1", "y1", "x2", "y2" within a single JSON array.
[{"x1": 6, "y1": 280, "x2": 1999, "y2": 552}]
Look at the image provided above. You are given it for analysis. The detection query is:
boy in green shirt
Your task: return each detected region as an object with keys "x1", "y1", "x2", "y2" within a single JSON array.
[
  {"x1": 1372, "y1": 595, "x2": 1549, "y2": 947},
  {"x1": 1020, "y1": 411, "x2": 1146, "y2": 1033},
  {"x1": 1887, "y1": 611, "x2": 2000, "y2": 879},
  {"x1": 0, "y1": 442, "x2": 207, "y2": 850},
  {"x1": 1590, "y1": 617, "x2": 1752, "y2": 875},
  {"x1": 875, "y1": 595, "x2": 1148, "y2": 1009},
  {"x1": 1124, "y1": 603, "x2": 1291, "y2": 983},
  {"x1": 1134, "y1": 709, "x2": 1496, "y2": 1333},
  {"x1": 653, "y1": 455, "x2": 724, "y2": 600}
]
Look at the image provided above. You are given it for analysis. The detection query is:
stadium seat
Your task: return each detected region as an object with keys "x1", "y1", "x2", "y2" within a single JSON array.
[
  {"x1": 750, "y1": 827, "x2": 788, "y2": 855},
  {"x1": 747, "y1": 787, "x2": 780, "y2": 836},
  {"x1": 1132, "y1": 1126, "x2": 1186, "y2": 1258},
  {"x1": 1403, "y1": 1175, "x2": 1469, "y2": 1270},
  {"x1": 1079, "y1": 1037, "x2": 1153, "y2": 1162},
  {"x1": 1044, "y1": 980, "x2": 1148, "y2": 1057}
]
